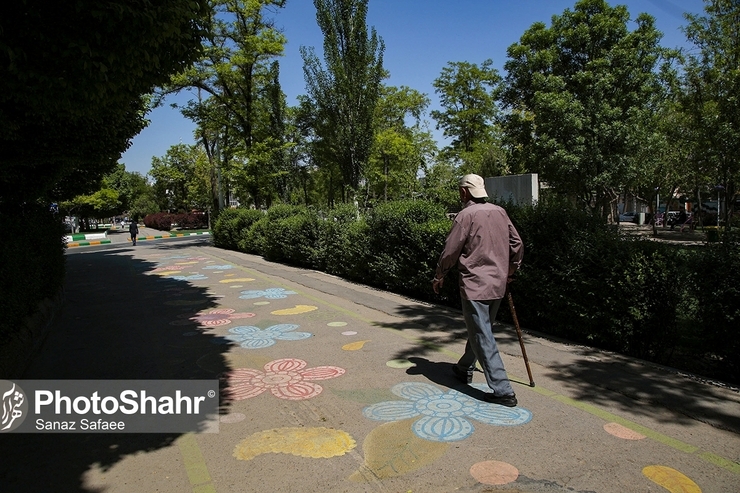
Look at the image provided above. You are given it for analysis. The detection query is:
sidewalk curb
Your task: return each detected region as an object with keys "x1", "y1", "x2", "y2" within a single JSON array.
[
  {"x1": 66, "y1": 239, "x2": 112, "y2": 248},
  {"x1": 65, "y1": 232, "x2": 108, "y2": 242},
  {"x1": 127, "y1": 231, "x2": 211, "y2": 243}
]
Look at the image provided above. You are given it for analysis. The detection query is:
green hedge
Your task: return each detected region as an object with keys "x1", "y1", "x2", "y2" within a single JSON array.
[
  {"x1": 212, "y1": 200, "x2": 740, "y2": 384},
  {"x1": 321, "y1": 205, "x2": 372, "y2": 281},
  {"x1": 505, "y1": 203, "x2": 684, "y2": 362},
  {"x1": 690, "y1": 232, "x2": 740, "y2": 380},
  {"x1": 364, "y1": 200, "x2": 450, "y2": 296},
  {"x1": 0, "y1": 205, "x2": 66, "y2": 341},
  {"x1": 212, "y1": 208, "x2": 264, "y2": 251}
]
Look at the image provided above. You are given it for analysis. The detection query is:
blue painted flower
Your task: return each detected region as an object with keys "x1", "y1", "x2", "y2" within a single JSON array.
[
  {"x1": 167, "y1": 274, "x2": 208, "y2": 281},
  {"x1": 225, "y1": 324, "x2": 312, "y2": 349},
  {"x1": 362, "y1": 382, "x2": 532, "y2": 442},
  {"x1": 239, "y1": 288, "x2": 297, "y2": 300},
  {"x1": 203, "y1": 264, "x2": 234, "y2": 270}
]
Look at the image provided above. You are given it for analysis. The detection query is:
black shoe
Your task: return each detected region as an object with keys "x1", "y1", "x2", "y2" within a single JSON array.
[
  {"x1": 483, "y1": 393, "x2": 518, "y2": 407},
  {"x1": 451, "y1": 365, "x2": 473, "y2": 384}
]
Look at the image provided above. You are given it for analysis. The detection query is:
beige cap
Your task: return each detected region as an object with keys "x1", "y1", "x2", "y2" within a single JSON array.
[{"x1": 459, "y1": 174, "x2": 488, "y2": 198}]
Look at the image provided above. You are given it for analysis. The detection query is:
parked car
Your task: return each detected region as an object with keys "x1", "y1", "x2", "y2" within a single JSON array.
[{"x1": 618, "y1": 211, "x2": 637, "y2": 223}]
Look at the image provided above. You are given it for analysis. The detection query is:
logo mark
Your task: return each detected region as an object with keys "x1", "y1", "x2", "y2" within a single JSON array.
[{"x1": 0, "y1": 380, "x2": 28, "y2": 432}]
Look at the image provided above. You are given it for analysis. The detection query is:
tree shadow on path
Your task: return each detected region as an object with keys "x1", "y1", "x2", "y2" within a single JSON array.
[{"x1": 0, "y1": 243, "x2": 233, "y2": 492}]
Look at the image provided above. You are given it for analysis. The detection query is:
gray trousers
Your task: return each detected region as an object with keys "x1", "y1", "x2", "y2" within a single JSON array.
[{"x1": 457, "y1": 298, "x2": 515, "y2": 396}]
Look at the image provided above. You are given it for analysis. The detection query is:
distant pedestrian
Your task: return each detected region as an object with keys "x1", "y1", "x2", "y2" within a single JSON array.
[
  {"x1": 675, "y1": 209, "x2": 687, "y2": 231},
  {"x1": 432, "y1": 174, "x2": 524, "y2": 407},
  {"x1": 129, "y1": 221, "x2": 139, "y2": 245}
]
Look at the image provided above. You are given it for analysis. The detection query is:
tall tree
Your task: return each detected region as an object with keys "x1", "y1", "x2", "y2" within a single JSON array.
[
  {"x1": 500, "y1": 0, "x2": 670, "y2": 219},
  {"x1": 300, "y1": 0, "x2": 386, "y2": 199},
  {"x1": 367, "y1": 85, "x2": 434, "y2": 202},
  {"x1": 104, "y1": 164, "x2": 150, "y2": 214},
  {"x1": 431, "y1": 60, "x2": 505, "y2": 176},
  {"x1": 167, "y1": 0, "x2": 288, "y2": 208},
  {"x1": 681, "y1": 0, "x2": 740, "y2": 226},
  {"x1": 149, "y1": 144, "x2": 210, "y2": 213}
]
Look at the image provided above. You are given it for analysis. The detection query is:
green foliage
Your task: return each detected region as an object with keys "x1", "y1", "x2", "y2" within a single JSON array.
[
  {"x1": 212, "y1": 208, "x2": 264, "y2": 250},
  {"x1": 60, "y1": 188, "x2": 121, "y2": 222},
  {"x1": 0, "y1": 205, "x2": 65, "y2": 341},
  {"x1": 420, "y1": 160, "x2": 460, "y2": 211},
  {"x1": 431, "y1": 60, "x2": 502, "y2": 161},
  {"x1": 0, "y1": 0, "x2": 210, "y2": 210},
  {"x1": 321, "y1": 205, "x2": 371, "y2": 280},
  {"x1": 681, "y1": 0, "x2": 740, "y2": 225},
  {"x1": 505, "y1": 201, "x2": 681, "y2": 359},
  {"x1": 301, "y1": 0, "x2": 386, "y2": 192},
  {"x1": 690, "y1": 235, "x2": 740, "y2": 381},
  {"x1": 168, "y1": 1, "x2": 289, "y2": 210},
  {"x1": 364, "y1": 200, "x2": 449, "y2": 295},
  {"x1": 500, "y1": 0, "x2": 670, "y2": 218},
  {"x1": 366, "y1": 85, "x2": 435, "y2": 203},
  {"x1": 104, "y1": 164, "x2": 150, "y2": 213},
  {"x1": 263, "y1": 206, "x2": 323, "y2": 269},
  {"x1": 150, "y1": 144, "x2": 211, "y2": 212}
]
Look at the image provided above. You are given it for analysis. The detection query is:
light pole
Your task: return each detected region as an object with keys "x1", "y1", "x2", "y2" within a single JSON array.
[{"x1": 714, "y1": 184, "x2": 724, "y2": 228}]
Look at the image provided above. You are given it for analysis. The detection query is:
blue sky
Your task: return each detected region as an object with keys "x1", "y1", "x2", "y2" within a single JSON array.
[{"x1": 120, "y1": 0, "x2": 707, "y2": 176}]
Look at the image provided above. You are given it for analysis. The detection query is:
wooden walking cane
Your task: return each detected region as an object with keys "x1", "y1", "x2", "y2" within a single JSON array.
[{"x1": 507, "y1": 291, "x2": 535, "y2": 387}]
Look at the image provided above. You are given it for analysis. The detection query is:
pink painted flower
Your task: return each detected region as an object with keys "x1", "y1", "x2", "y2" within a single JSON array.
[
  {"x1": 224, "y1": 358, "x2": 345, "y2": 401},
  {"x1": 171, "y1": 308, "x2": 255, "y2": 327}
]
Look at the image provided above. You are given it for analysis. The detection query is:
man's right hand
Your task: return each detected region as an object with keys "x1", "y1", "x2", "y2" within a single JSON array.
[{"x1": 432, "y1": 277, "x2": 444, "y2": 294}]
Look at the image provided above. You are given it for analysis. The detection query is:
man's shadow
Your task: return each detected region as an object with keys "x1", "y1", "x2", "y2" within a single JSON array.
[
  {"x1": 405, "y1": 356, "x2": 491, "y2": 401},
  {"x1": 405, "y1": 356, "x2": 531, "y2": 399}
]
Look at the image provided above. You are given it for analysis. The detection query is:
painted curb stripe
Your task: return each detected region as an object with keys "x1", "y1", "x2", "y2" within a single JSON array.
[
  {"x1": 67, "y1": 240, "x2": 112, "y2": 248},
  {"x1": 548, "y1": 395, "x2": 739, "y2": 474},
  {"x1": 129, "y1": 232, "x2": 211, "y2": 242},
  {"x1": 551, "y1": 395, "x2": 698, "y2": 453},
  {"x1": 205, "y1": 249, "x2": 740, "y2": 477},
  {"x1": 66, "y1": 234, "x2": 108, "y2": 241},
  {"x1": 178, "y1": 433, "x2": 216, "y2": 493},
  {"x1": 698, "y1": 452, "x2": 740, "y2": 474}
]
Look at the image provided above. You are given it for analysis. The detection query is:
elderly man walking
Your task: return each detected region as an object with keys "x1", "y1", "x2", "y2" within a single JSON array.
[{"x1": 432, "y1": 174, "x2": 523, "y2": 407}]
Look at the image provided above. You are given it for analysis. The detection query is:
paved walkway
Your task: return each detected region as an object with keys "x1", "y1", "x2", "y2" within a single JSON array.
[{"x1": 1, "y1": 236, "x2": 738, "y2": 492}]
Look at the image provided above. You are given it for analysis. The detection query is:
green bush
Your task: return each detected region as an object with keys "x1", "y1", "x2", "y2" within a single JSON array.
[
  {"x1": 212, "y1": 208, "x2": 263, "y2": 251},
  {"x1": 364, "y1": 200, "x2": 449, "y2": 296},
  {"x1": 320, "y1": 204, "x2": 371, "y2": 281},
  {"x1": 0, "y1": 205, "x2": 65, "y2": 341},
  {"x1": 263, "y1": 206, "x2": 323, "y2": 269},
  {"x1": 505, "y1": 201, "x2": 683, "y2": 362},
  {"x1": 690, "y1": 236, "x2": 740, "y2": 381}
]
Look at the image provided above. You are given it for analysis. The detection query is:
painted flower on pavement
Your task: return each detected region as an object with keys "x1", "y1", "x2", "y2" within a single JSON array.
[
  {"x1": 225, "y1": 324, "x2": 312, "y2": 349},
  {"x1": 203, "y1": 264, "x2": 234, "y2": 270},
  {"x1": 224, "y1": 358, "x2": 345, "y2": 401},
  {"x1": 171, "y1": 309, "x2": 256, "y2": 327},
  {"x1": 149, "y1": 265, "x2": 186, "y2": 274},
  {"x1": 239, "y1": 288, "x2": 297, "y2": 300},
  {"x1": 363, "y1": 382, "x2": 532, "y2": 442}
]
